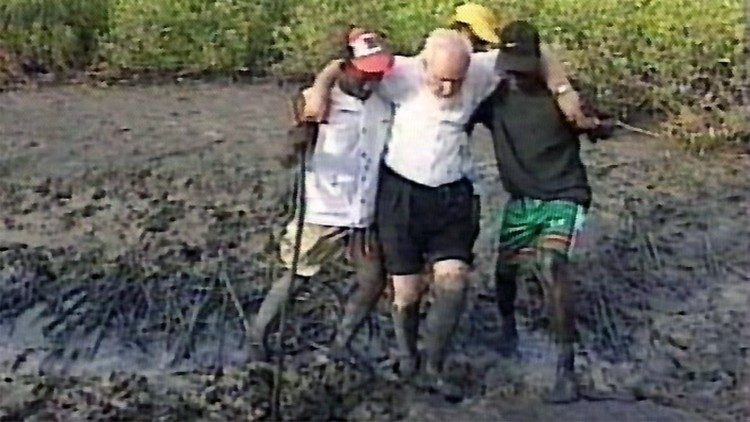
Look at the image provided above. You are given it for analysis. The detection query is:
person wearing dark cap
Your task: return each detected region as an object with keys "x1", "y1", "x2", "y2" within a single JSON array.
[
  {"x1": 467, "y1": 20, "x2": 612, "y2": 403},
  {"x1": 249, "y1": 29, "x2": 394, "y2": 361}
]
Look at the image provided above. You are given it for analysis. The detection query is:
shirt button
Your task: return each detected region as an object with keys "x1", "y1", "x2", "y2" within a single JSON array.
[
  {"x1": 361, "y1": 176, "x2": 367, "y2": 182},
  {"x1": 360, "y1": 199, "x2": 366, "y2": 204},
  {"x1": 361, "y1": 128, "x2": 367, "y2": 134},
  {"x1": 361, "y1": 152, "x2": 367, "y2": 158}
]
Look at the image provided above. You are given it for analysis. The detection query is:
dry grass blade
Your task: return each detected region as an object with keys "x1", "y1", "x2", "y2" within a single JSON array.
[
  {"x1": 223, "y1": 272, "x2": 252, "y2": 336},
  {"x1": 645, "y1": 232, "x2": 663, "y2": 270},
  {"x1": 615, "y1": 120, "x2": 659, "y2": 138}
]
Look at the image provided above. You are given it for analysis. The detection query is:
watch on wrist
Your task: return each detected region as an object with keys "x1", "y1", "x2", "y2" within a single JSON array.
[{"x1": 554, "y1": 84, "x2": 573, "y2": 97}]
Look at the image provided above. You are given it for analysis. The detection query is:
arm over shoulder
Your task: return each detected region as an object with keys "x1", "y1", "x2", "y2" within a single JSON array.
[{"x1": 303, "y1": 59, "x2": 344, "y2": 122}]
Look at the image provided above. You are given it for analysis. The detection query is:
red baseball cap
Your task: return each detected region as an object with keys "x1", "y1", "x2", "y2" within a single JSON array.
[{"x1": 348, "y1": 32, "x2": 394, "y2": 74}]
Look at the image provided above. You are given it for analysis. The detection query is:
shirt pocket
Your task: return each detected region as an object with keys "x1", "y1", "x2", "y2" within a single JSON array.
[
  {"x1": 307, "y1": 170, "x2": 355, "y2": 205},
  {"x1": 316, "y1": 117, "x2": 359, "y2": 157}
]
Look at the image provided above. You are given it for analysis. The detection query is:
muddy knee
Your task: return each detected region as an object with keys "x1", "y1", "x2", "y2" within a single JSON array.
[
  {"x1": 424, "y1": 260, "x2": 469, "y2": 372},
  {"x1": 433, "y1": 259, "x2": 469, "y2": 292},
  {"x1": 392, "y1": 274, "x2": 424, "y2": 308},
  {"x1": 357, "y1": 254, "x2": 386, "y2": 286}
]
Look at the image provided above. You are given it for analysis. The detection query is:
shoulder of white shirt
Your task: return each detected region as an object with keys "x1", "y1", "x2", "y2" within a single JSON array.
[{"x1": 391, "y1": 51, "x2": 499, "y2": 75}]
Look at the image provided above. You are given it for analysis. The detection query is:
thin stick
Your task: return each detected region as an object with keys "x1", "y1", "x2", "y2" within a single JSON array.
[
  {"x1": 224, "y1": 271, "x2": 252, "y2": 335},
  {"x1": 645, "y1": 232, "x2": 663, "y2": 270},
  {"x1": 615, "y1": 120, "x2": 659, "y2": 138},
  {"x1": 726, "y1": 264, "x2": 750, "y2": 280},
  {"x1": 171, "y1": 290, "x2": 210, "y2": 366},
  {"x1": 216, "y1": 287, "x2": 228, "y2": 370},
  {"x1": 272, "y1": 137, "x2": 309, "y2": 420}
]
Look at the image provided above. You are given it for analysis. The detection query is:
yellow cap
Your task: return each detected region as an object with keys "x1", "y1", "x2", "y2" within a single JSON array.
[{"x1": 452, "y1": 3, "x2": 500, "y2": 44}]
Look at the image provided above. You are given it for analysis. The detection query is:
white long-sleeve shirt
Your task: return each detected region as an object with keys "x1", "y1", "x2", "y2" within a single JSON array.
[{"x1": 304, "y1": 85, "x2": 393, "y2": 227}]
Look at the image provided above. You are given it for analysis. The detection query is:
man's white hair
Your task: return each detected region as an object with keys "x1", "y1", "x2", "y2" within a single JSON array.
[{"x1": 420, "y1": 28, "x2": 472, "y2": 63}]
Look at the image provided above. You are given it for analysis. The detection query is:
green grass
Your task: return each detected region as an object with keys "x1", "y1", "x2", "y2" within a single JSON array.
[
  {"x1": 0, "y1": 0, "x2": 109, "y2": 71},
  {"x1": 0, "y1": 0, "x2": 746, "y2": 148}
]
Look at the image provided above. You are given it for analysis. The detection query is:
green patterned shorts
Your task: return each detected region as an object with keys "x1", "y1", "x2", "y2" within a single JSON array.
[{"x1": 497, "y1": 197, "x2": 586, "y2": 262}]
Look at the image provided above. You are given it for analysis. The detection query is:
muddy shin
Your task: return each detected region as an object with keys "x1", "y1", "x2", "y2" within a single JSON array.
[
  {"x1": 333, "y1": 259, "x2": 386, "y2": 351},
  {"x1": 539, "y1": 251, "x2": 578, "y2": 403},
  {"x1": 424, "y1": 285, "x2": 467, "y2": 374},
  {"x1": 391, "y1": 302, "x2": 420, "y2": 376}
]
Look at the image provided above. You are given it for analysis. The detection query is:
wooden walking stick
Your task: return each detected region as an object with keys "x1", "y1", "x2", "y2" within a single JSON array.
[{"x1": 271, "y1": 87, "x2": 319, "y2": 420}]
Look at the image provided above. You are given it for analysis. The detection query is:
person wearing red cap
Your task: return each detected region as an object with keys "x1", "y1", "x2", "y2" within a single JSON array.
[{"x1": 248, "y1": 29, "x2": 395, "y2": 362}]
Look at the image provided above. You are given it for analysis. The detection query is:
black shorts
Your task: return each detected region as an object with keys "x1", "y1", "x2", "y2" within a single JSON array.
[{"x1": 376, "y1": 165, "x2": 481, "y2": 275}]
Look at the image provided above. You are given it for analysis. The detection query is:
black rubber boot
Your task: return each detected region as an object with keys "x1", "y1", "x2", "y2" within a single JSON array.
[
  {"x1": 499, "y1": 313, "x2": 519, "y2": 358},
  {"x1": 391, "y1": 302, "x2": 420, "y2": 377},
  {"x1": 495, "y1": 259, "x2": 520, "y2": 357}
]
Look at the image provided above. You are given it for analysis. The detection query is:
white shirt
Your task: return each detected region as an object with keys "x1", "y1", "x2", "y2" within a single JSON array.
[
  {"x1": 377, "y1": 52, "x2": 501, "y2": 187},
  {"x1": 305, "y1": 84, "x2": 392, "y2": 228}
]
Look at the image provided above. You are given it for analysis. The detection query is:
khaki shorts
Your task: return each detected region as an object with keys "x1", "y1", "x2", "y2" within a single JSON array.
[{"x1": 279, "y1": 221, "x2": 379, "y2": 277}]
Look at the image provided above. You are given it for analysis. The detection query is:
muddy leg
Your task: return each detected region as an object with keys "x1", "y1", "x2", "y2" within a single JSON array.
[
  {"x1": 538, "y1": 250, "x2": 578, "y2": 403},
  {"x1": 248, "y1": 273, "x2": 309, "y2": 360},
  {"x1": 331, "y1": 241, "x2": 386, "y2": 354},
  {"x1": 391, "y1": 274, "x2": 423, "y2": 377},
  {"x1": 423, "y1": 260, "x2": 468, "y2": 375},
  {"x1": 495, "y1": 253, "x2": 519, "y2": 357},
  {"x1": 417, "y1": 260, "x2": 469, "y2": 400}
]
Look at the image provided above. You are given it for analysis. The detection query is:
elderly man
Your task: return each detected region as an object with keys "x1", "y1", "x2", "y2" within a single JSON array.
[{"x1": 248, "y1": 29, "x2": 394, "y2": 361}]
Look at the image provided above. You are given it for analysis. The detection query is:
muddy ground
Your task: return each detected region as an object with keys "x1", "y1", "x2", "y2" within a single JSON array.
[{"x1": 0, "y1": 82, "x2": 748, "y2": 421}]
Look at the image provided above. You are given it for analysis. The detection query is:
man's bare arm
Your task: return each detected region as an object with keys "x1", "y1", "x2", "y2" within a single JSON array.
[
  {"x1": 280, "y1": 88, "x2": 319, "y2": 168},
  {"x1": 540, "y1": 45, "x2": 598, "y2": 130},
  {"x1": 539, "y1": 44, "x2": 571, "y2": 91},
  {"x1": 303, "y1": 59, "x2": 343, "y2": 122}
]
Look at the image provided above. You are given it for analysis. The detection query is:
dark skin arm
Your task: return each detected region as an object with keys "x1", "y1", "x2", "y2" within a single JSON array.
[
  {"x1": 281, "y1": 88, "x2": 318, "y2": 168},
  {"x1": 540, "y1": 44, "x2": 594, "y2": 130},
  {"x1": 303, "y1": 59, "x2": 344, "y2": 122},
  {"x1": 465, "y1": 91, "x2": 494, "y2": 136}
]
